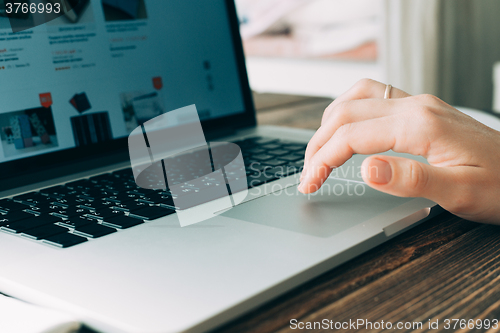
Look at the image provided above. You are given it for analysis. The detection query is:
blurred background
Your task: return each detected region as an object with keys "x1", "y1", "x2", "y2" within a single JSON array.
[{"x1": 236, "y1": 0, "x2": 500, "y2": 112}]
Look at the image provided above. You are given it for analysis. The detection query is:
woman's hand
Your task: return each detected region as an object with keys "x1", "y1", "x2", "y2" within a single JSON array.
[{"x1": 298, "y1": 79, "x2": 500, "y2": 224}]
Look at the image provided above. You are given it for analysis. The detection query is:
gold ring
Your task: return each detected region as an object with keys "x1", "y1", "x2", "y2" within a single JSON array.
[{"x1": 384, "y1": 84, "x2": 392, "y2": 99}]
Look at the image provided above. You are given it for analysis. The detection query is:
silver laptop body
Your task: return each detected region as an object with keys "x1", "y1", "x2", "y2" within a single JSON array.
[{"x1": 0, "y1": 1, "x2": 439, "y2": 332}]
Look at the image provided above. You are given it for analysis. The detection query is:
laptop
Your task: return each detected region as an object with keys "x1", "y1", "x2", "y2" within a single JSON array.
[{"x1": 0, "y1": 0, "x2": 440, "y2": 332}]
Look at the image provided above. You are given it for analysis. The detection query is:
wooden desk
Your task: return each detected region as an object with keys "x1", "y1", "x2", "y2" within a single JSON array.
[{"x1": 213, "y1": 93, "x2": 498, "y2": 333}]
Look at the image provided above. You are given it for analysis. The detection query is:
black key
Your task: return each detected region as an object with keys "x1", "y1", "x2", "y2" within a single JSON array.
[
  {"x1": 279, "y1": 154, "x2": 304, "y2": 162},
  {"x1": 84, "y1": 183, "x2": 105, "y2": 189},
  {"x1": 76, "y1": 194, "x2": 94, "y2": 201},
  {"x1": 80, "y1": 188, "x2": 107, "y2": 198},
  {"x1": 251, "y1": 154, "x2": 274, "y2": 161},
  {"x1": 85, "y1": 208, "x2": 125, "y2": 220},
  {"x1": 102, "y1": 215, "x2": 144, "y2": 229},
  {"x1": 21, "y1": 225, "x2": 68, "y2": 240},
  {"x1": 50, "y1": 201, "x2": 69, "y2": 208},
  {"x1": 245, "y1": 163, "x2": 268, "y2": 172},
  {"x1": 98, "y1": 189, "x2": 120, "y2": 197},
  {"x1": 267, "y1": 149, "x2": 290, "y2": 156},
  {"x1": 247, "y1": 173, "x2": 278, "y2": 187},
  {"x1": 262, "y1": 159, "x2": 287, "y2": 167},
  {"x1": 43, "y1": 193, "x2": 69, "y2": 200},
  {"x1": 43, "y1": 233, "x2": 87, "y2": 248},
  {"x1": 259, "y1": 167, "x2": 286, "y2": 178},
  {"x1": 74, "y1": 223, "x2": 116, "y2": 239},
  {"x1": 25, "y1": 202, "x2": 60, "y2": 214},
  {"x1": 290, "y1": 160, "x2": 304, "y2": 168},
  {"x1": 52, "y1": 197, "x2": 93, "y2": 207},
  {"x1": 120, "y1": 200, "x2": 152, "y2": 211},
  {"x1": 136, "y1": 198, "x2": 156, "y2": 205},
  {"x1": 34, "y1": 214, "x2": 61, "y2": 223},
  {"x1": 113, "y1": 180, "x2": 137, "y2": 192},
  {"x1": 0, "y1": 199, "x2": 28, "y2": 212},
  {"x1": 71, "y1": 187, "x2": 92, "y2": 194},
  {"x1": 1, "y1": 214, "x2": 60, "y2": 233},
  {"x1": 252, "y1": 138, "x2": 278, "y2": 145},
  {"x1": 171, "y1": 186, "x2": 230, "y2": 209},
  {"x1": 245, "y1": 169, "x2": 258, "y2": 176},
  {"x1": 283, "y1": 143, "x2": 307, "y2": 151},
  {"x1": 104, "y1": 193, "x2": 143, "y2": 203},
  {"x1": 93, "y1": 181, "x2": 116, "y2": 188},
  {"x1": 57, "y1": 219, "x2": 94, "y2": 229},
  {"x1": 275, "y1": 166, "x2": 301, "y2": 177},
  {"x1": 261, "y1": 143, "x2": 281, "y2": 150},
  {"x1": 50, "y1": 206, "x2": 93, "y2": 218},
  {"x1": 246, "y1": 148, "x2": 265, "y2": 154},
  {"x1": 0, "y1": 210, "x2": 34, "y2": 224},
  {"x1": 141, "y1": 192, "x2": 174, "y2": 205},
  {"x1": 242, "y1": 136, "x2": 261, "y2": 141},
  {"x1": 13, "y1": 192, "x2": 51, "y2": 203},
  {"x1": 244, "y1": 159, "x2": 256, "y2": 167},
  {"x1": 278, "y1": 140, "x2": 301, "y2": 145},
  {"x1": 130, "y1": 207, "x2": 175, "y2": 220},
  {"x1": 0, "y1": 219, "x2": 14, "y2": 227},
  {"x1": 40, "y1": 185, "x2": 75, "y2": 197},
  {"x1": 138, "y1": 189, "x2": 158, "y2": 196},
  {"x1": 293, "y1": 149, "x2": 306, "y2": 156},
  {"x1": 78, "y1": 200, "x2": 115, "y2": 210},
  {"x1": 107, "y1": 203, "x2": 130, "y2": 212}
]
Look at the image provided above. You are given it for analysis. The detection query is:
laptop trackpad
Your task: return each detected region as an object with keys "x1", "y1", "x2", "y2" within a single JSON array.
[{"x1": 222, "y1": 178, "x2": 412, "y2": 238}]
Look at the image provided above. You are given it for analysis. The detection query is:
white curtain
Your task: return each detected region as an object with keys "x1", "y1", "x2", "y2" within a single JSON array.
[
  {"x1": 381, "y1": 0, "x2": 440, "y2": 96},
  {"x1": 437, "y1": 0, "x2": 500, "y2": 110},
  {"x1": 382, "y1": 0, "x2": 500, "y2": 110}
]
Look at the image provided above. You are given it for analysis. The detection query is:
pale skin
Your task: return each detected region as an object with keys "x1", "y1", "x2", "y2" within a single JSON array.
[{"x1": 298, "y1": 79, "x2": 500, "y2": 224}]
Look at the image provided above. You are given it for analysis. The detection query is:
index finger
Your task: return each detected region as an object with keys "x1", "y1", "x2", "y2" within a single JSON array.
[
  {"x1": 321, "y1": 79, "x2": 411, "y2": 125},
  {"x1": 304, "y1": 98, "x2": 407, "y2": 171},
  {"x1": 299, "y1": 113, "x2": 427, "y2": 193}
]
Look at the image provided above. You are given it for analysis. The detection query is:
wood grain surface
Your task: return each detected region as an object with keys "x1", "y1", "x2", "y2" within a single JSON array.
[{"x1": 254, "y1": 93, "x2": 332, "y2": 130}]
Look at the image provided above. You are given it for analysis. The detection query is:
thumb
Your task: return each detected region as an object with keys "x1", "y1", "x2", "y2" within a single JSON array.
[{"x1": 361, "y1": 155, "x2": 456, "y2": 203}]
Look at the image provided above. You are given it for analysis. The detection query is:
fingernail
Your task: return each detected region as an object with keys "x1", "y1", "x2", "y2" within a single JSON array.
[{"x1": 367, "y1": 158, "x2": 392, "y2": 184}]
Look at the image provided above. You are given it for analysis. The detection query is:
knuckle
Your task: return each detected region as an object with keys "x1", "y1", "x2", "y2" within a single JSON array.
[
  {"x1": 329, "y1": 101, "x2": 352, "y2": 124},
  {"x1": 335, "y1": 122, "x2": 353, "y2": 139},
  {"x1": 416, "y1": 94, "x2": 442, "y2": 105},
  {"x1": 305, "y1": 141, "x2": 319, "y2": 158},
  {"x1": 413, "y1": 105, "x2": 440, "y2": 128},
  {"x1": 321, "y1": 101, "x2": 336, "y2": 123},
  {"x1": 355, "y1": 78, "x2": 375, "y2": 90}
]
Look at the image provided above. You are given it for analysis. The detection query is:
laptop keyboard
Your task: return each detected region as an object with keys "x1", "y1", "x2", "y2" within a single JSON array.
[{"x1": 0, "y1": 137, "x2": 306, "y2": 248}]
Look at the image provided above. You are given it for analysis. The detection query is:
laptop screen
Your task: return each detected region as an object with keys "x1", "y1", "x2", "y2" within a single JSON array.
[{"x1": 0, "y1": 0, "x2": 248, "y2": 165}]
